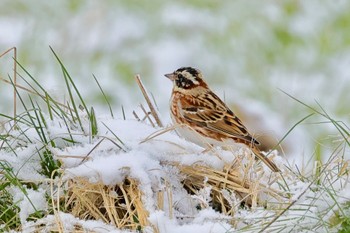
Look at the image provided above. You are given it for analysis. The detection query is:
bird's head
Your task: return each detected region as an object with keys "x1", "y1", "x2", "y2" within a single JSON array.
[{"x1": 165, "y1": 67, "x2": 208, "y2": 90}]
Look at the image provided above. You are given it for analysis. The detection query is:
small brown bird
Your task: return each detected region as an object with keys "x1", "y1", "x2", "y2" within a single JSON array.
[{"x1": 165, "y1": 67, "x2": 280, "y2": 172}]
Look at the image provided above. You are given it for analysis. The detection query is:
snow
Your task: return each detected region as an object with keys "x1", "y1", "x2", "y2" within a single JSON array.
[
  {"x1": 148, "y1": 210, "x2": 232, "y2": 233},
  {"x1": 0, "y1": 112, "x2": 347, "y2": 232},
  {"x1": 21, "y1": 212, "x2": 126, "y2": 233},
  {"x1": 9, "y1": 187, "x2": 47, "y2": 225},
  {"x1": 0, "y1": 144, "x2": 46, "y2": 181}
]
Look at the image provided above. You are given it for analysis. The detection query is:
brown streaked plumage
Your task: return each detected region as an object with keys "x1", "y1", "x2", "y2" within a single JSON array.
[{"x1": 165, "y1": 67, "x2": 280, "y2": 172}]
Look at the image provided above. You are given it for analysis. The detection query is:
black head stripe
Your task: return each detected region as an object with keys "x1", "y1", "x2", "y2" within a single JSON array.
[
  {"x1": 186, "y1": 67, "x2": 199, "y2": 77},
  {"x1": 176, "y1": 67, "x2": 199, "y2": 77}
]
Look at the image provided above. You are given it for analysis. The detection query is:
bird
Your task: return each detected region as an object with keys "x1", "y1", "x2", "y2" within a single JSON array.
[{"x1": 165, "y1": 67, "x2": 280, "y2": 172}]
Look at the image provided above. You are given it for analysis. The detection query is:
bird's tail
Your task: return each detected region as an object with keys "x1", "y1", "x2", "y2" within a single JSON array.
[{"x1": 251, "y1": 146, "x2": 280, "y2": 172}]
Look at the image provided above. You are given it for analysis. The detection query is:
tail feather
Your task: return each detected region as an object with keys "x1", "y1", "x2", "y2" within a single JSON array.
[{"x1": 251, "y1": 146, "x2": 280, "y2": 172}]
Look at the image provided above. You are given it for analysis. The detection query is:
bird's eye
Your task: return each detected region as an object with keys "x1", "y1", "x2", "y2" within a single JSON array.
[{"x1": 175, "y1": 73, "x2": 185, "y2": 88}]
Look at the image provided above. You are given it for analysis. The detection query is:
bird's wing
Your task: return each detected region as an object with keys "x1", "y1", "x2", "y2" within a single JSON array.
[{"x1": 181, "y1": 92, "x2": 260, "y2": 145}]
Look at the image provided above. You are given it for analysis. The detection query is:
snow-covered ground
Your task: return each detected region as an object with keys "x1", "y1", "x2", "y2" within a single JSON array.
[
  {"x1": 1, "y1": 1, "x2": 350, "y2": 232},
  {"x1": 1, "y1": 109, "x2": 348, "y2": 232}
]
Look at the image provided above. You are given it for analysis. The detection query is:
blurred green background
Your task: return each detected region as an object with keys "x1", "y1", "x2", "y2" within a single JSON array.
[{"x1": 1, "y1": 0, "x2": 350, "y2": 163}]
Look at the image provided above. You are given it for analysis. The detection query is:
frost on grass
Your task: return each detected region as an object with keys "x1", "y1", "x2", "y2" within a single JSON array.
[{"x1": 1, "y1": 113, "x2": 349, "y2": 232}]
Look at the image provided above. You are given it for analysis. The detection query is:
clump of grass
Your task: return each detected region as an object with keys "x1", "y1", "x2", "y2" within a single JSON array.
[
  {"x1": 0, "y1": 47, "x2": 120, "y2": 232},
  {"x1": 62, "y1": 177, "x2": 150, "y2": 231}
]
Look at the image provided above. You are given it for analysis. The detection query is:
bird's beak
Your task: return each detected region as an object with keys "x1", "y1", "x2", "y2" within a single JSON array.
[{"x1": 164, "y1": 73, "x2": 175, "y2": 81}]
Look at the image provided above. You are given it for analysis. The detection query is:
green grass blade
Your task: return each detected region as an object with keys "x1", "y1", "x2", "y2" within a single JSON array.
[
  {"x1": 60, "y1": 64, "x2": 84, "y2": 131},
  {"x1": 314, "y1": 101, "x2": 350, "y2": 146},
  {"x1": 0, "y1": 161, "x2": 38, "y2": 214},
  {"x1": 15, "y1": 61, "x2": 73, "y2": 122},
  {"x1": 92, "y1": 74, "x2": 114, "y2": 118},
  {"x1": 49, "y1": 46, "x2": 90, "y2": 117},
  {"x1": 28, "y1": 96, "x2": 47, "y2": 144},
  {"x1": 8, "y1": 76, "x2": 43, "y2": 144},
  {"x1": 281, "y1": 89, "x2": 350, "y2": 147},
  {"x1": 267, "y1": 113, "x2": 315, "y2": 158},
  {"x1": 45, "y1": 92, "x2": 53, "y2": 121},
  {"x1": 61, "y1": 112, "x2": 76, "y2": 144},
  {"x1": 90, "y1": 107, "x2": 98, "y2": 138},
  {"x1": 0, "y1": 113, "x2": 30, "y2": 126}
]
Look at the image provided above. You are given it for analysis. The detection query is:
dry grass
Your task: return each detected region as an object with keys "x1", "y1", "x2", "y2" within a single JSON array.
[
  {"x1": 48, "y1": 153, "x2": 285, "y2": 232},
  {"x1": 62, "y1": 177, "x2": 151, "y2": 231},
  {"x1": 177, "y1": 162, "x2": 283, "y2": 211}
]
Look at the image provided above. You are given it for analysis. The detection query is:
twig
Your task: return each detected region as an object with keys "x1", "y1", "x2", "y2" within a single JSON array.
[
  {"x1": 140, "y1": 104, "x2": 155, "y2": 127},
  {"x1": 140, "y1": 125, "x2": 177, "y2": 144},
  {"x1": 135, "y1": 74, "x2": 163, "y2": 127}
]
